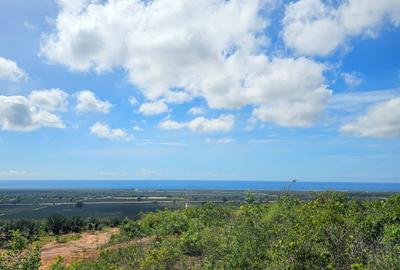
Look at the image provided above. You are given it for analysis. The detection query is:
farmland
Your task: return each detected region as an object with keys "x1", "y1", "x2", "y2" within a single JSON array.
[{"x1": 0, "y1": 189, "x2": 394, "y2": 220}]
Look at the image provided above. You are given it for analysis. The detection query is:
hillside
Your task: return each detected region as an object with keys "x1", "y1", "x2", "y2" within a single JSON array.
[{"x1": 1, "y1": 192, "x2": 399, "y2": 270}]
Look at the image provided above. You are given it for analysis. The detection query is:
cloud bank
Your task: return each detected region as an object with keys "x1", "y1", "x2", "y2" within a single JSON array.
[{"x1": 41, "y1": 0, "x2": 332, "y2": 127}]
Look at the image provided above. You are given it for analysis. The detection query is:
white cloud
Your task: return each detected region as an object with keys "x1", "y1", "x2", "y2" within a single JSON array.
[
  {"x1": 340, "y1": 97, "x2": 400, "y2": 137},
  {"x1": 248, "y1": 57, "x2": 330, "y2": 127},
  {"x1": 41, "y1": 0, "x2": 331, "y2": 127},
  {"x1": 158, "y1": 119, "x2": 184, "y2": 130},
  {"x1": 188, "y1": 115, "x2": 235, "y2": 132},
  {"x1": 159, "y1": 114, "x2": 234, "y2": 132},
  {"x1": 163, "y1": 91, "x2": 192, "y2": 104},
  {"x1": 0, "y1": 91, "x2": 66, "y2": 131},
  {"x1": 205, "y1": 137, "x2": 235, "y2": 144},
  {"x1": 29, "y1": 88, "x2": 69, "y2": 111},
  {"x1": 0, "y1": 170, "x2": 28, "y2": 176},
  {"x1": 0, "y1": 170, "x2": 39, "y2": 179},
  {"x1": 132, "y1": 125, "x2": 143, "y2": 131},
  {"x1": 329, "y1": 88, "x2": 400, "y2": 112},
  {"x1": 188, "y1": 106, "x2": 207, "y2": 116},
  {"x1": 139, "y1": 101, "x2": 169, "y2": 115},
  {"x1": 283, "y1": 0, "x2": 400, "y2": 56},
  {"x1": 0, "y1": 57, "x2": 27, "y2": 81},
  {"x1": 76, "y1": 90, "x2": 111, "y2": 113},
  {"x1": 90, "y1": 122, "x2": 128, "y2": 140},
  {"x1": 341, "y1": 72, "x2": 362, "y2": 87},
  {"x1": 252, "y1": 77, "x2": 330, "y2": 127}
]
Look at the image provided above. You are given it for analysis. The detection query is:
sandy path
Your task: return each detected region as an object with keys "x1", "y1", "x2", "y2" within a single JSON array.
[{"x1": 40, "y1": 228, "x2": 118, "y2": 270}]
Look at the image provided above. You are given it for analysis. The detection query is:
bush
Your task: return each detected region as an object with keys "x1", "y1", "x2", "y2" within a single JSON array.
[
  {"x1": 0, "y1": 245, "x2": 41, "y2": 270},
  {"x1": 6, "y1": 192, "x2": 400, "y2": 270}
]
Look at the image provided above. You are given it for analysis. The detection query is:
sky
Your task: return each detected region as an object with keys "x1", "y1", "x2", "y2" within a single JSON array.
[{"x1": 0, "y1": 0, "x2": 399, "y2": 182}]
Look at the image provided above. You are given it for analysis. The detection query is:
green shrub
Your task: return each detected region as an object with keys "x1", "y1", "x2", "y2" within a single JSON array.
[{"x1": 11, "y1": 192, "x2": 399, "y2": 270}]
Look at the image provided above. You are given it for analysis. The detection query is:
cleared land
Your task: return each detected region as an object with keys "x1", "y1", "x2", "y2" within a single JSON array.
[{"x1": 40, "y1": 228, "x2": 119, "y2": 270}]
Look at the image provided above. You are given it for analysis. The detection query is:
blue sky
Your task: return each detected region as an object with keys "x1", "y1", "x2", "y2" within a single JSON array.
[{"x1": 0, "y1": 0, "x2": 399, "y2": 182}]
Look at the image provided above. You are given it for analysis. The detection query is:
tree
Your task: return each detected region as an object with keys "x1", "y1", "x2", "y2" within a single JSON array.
[
  {"x1": 46, "y1": 214, "x2": 66, "y2": 235},
  {"x1": 10, "y1": 230, "x2": 28, "y2": 252},
  {"x1": 70, "y1": 216, "x2": 84, "y2": 233}
]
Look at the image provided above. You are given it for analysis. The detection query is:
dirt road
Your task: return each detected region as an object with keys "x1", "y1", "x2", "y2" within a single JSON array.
[{"x1": 40, "y1": 229, "x2": 118, "y2": 270}]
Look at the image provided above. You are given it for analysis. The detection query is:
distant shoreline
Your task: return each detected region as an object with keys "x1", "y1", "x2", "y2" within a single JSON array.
[{"x1": 0, "y1": 180, "x2": 400, "y2": 192}]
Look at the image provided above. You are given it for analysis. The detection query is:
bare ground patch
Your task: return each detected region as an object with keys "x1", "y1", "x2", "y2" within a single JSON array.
[{"x1": 40, "y1": 228, "x2": 119, "y2": 270}]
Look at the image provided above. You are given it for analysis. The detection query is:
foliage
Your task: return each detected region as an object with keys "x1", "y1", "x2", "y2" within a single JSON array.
[
  {"x1": 9, "y1": 229, "x2": 29, "y2": 252},
  {"x1": 0, "y1": 245, "x2": 41, "y2": 270},
  {"x1": 50, "y1": 256, "x2": 68, "y2": 270},
  {"x1": 46, "y1": 214, "x2": 67, "y2": 235},
  {"x1": 2, "y1": 192, "x2": 397, "y2": 270},
  {"x1": 68, "y1": 192, "x2": 400, "y2": 270}
]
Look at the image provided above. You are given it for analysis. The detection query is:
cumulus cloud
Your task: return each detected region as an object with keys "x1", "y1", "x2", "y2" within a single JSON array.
[
  {"x1": 0, "y1": 57, "x2": 27, "y2": 81},
  {"x1": 0, "y1": 93, "x2": 65, "y2": 131},
  {"x1": 90, "y1": 122, "x2": 128, "y2": 140},
  {"x1": 76, "y1": 90, "x2": 111, "y2": 113},
  {"x1": 248, "y1": 57, "x2": 330, "y2": 127},
  {"x1": 29, "y1": 88, "x2": 69, "y2": 111},
  {"x1": 188, "y1": 115, "x2": 235, "y2": 132},
  {"x1": 139, "y1": 101, "x2": 169, "y2": 115},
  {"x1": 158, "y1": 119, "x2": 184, "y2": 130},
  {"x1": 283, "y1": 0, "x2": 400, "y2": 56},
  {"x1": 41, "y1": 0, "x2": 331, "y2": 127},
  {"x1": 159, "y1": 114, "x2": 234, "y2": 132},
  {"x1": 340, "y1": 97, "x2": 400, "y2": 137}
]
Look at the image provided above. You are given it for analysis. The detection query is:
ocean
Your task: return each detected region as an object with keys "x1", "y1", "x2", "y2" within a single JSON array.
[{"x1": 0, "y1": 180, "x2": 399, "y2": 192}]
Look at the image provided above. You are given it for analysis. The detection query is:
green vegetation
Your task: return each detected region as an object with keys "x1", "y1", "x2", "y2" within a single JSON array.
[
  {"x1": 0, "y1": 230, "x2": 41, "y2": 270},
  {"x1": 52, "y1": 192, "x2": 400, "y2": 270},
  {"x1": 0, "y1": 189, "x2": 393, "y2": 220},
  {"x1": 0, "y1": 215, "x2": 121, "y2": 250},
  {"x1": 1, "y1": 191, "x2": 399, "y2": 269}
]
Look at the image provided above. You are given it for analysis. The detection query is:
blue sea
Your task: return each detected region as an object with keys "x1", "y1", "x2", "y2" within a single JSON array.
[{"x1": 0, "y1": 180, "x2": 399, "y2": 192}]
